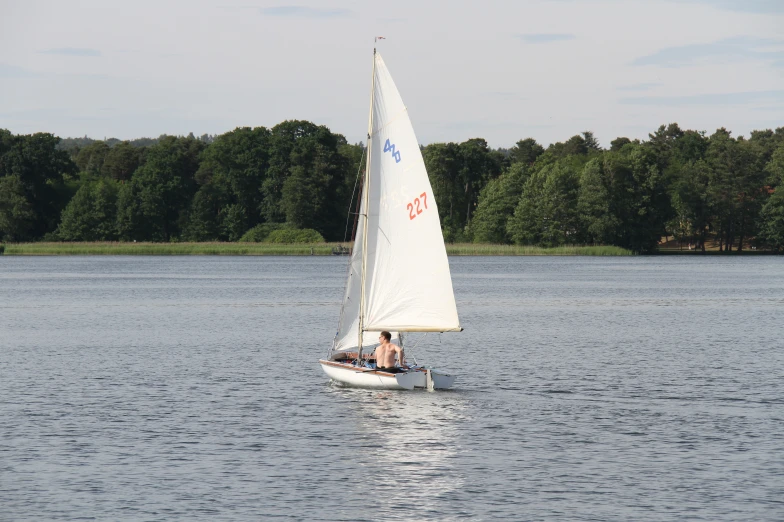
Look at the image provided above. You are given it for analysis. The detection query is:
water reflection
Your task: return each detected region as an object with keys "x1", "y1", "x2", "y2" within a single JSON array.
[{"x1": 327, "y1": 385, "x2": 468, "y2": 509}]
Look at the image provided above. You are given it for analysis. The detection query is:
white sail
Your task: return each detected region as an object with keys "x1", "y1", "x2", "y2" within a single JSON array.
[
  {"x1": 333, "y1": 139, "x2": 400, "y2": 351},
  {"x1": 334, "y1": 187, "x2": 393, "y2": 351},
  {"x1": 364, "y1": 52, "x2": 460, "y2": 332},
  {"x1": 333, "y1": 51, "x2": 460, "y2": 353}
]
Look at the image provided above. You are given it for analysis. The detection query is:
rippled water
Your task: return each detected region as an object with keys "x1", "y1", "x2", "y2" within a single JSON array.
[{"x1": 1, "y1": 256, "x2": 783, "y2": 521}]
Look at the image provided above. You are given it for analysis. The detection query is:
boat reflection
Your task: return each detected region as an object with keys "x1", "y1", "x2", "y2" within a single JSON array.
[{"x1": 326, "y1": 385, "x2": 467, "y2": 508}]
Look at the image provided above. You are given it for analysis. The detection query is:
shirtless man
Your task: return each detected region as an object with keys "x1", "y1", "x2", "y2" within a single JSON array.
[{"x1": 374, "y1": 331, "x2": 405, "y2": 373}]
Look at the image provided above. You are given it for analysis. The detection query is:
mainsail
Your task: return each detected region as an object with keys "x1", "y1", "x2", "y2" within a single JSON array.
[{"x1": 333, "y1": 52, "x2": 460, "y2": 352}]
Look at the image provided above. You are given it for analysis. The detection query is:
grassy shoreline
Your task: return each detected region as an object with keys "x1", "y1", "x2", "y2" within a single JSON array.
[{"x1": 0, "y1": 242, "x2": 633, "y2": 256}]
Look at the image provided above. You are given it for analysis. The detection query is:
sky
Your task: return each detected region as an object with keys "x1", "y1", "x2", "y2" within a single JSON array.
[{"x1": 1, "y1": 0, "x2": 782, "y2": 148}]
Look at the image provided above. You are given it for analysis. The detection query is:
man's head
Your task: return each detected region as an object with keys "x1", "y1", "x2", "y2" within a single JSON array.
[{"x1": 380, "y1": 331, "x2": 391, "y2": 342}]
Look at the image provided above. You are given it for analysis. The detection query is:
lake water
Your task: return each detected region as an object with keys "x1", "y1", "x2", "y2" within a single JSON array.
[{"x1": 1, "y1": 256, "x2": 783, "y2": 521}]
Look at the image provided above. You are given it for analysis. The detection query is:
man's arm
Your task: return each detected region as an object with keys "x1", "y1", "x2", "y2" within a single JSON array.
[{"x1": 395, "y1": 345, "x2": 405, "y2": 367}]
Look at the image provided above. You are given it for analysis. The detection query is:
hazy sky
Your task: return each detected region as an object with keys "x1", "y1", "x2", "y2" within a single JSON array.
[{"x1": 1, "y1": 0, "x2": 782, "y2": 147}]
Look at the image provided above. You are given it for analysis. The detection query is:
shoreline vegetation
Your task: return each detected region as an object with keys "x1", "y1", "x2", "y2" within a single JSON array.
[
  {"x1": 2, "y1": 241, "x2": 775, "y2": 256},
  {"x1": 0, "y1": 242, "x2": 638, "y2": 256},
  {"x1": 1, "y1": 123, "x2": 783, "y2": 255},
  {"x1": 2, "y1": 241, "x2": 777, "y2": 256}
]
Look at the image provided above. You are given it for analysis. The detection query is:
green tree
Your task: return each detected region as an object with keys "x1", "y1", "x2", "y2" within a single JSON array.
[
  {"x1": 705, "y1": 129, "x2": 761, "y2": 251},
  {"x1": 182, "y1": 183, "x2": 227, "y2": 241},
  {"x1": 471, "y1": 163, "x2": 528, "y2": 243},
  {"x1": 423, "y1": 138, "x2": 502, "y2": 241},
  {"x1": 263, "y1": 121, "x2": 317, "y2": 224},
  {"x1": 747, "y1": 128, "x2": 784, "y2": 168},
  {"x1": 281, "y1": 164, "x2": 330, "y2": 229},
  {"x1": 423, "y1": 142, "x2": 462, "y2": 234},
  {"x1": 646, "y1": 123, "x2": 685, "y2": 172},
  {"x1": 579, "y1": 144, "x2": 671, "y2": 253},
  {"x1": 0, "y1": 131, "x2": 76, "y2": 239},
  {"x1": 116, "y1": 136, "x2": 205, "y2": 241},
  {"x1": 548, "y1": 132, "x2": 602, "y2": 158},
  {"x1": 672, "y1": 130, "x2": 708, "y2": 164},
  {"x1": 656, "y1": 129, "x2": 709, "y2": 247},
  {"x1": 508, "y1": 160, "x2": 580, "y2": 246},
  {"x1": 509, "y1": 138, "x2": 545, "y2": 166},
  {"x1": 56, "y1": 179, "x2": 119, "y2": 240},
  {"x1": 279, "y1": 132, "x2": 349, "y2": 238},
  {"x1": 74, "y1": 141, "x2": 110, "y2": 178},
  {"x1": 0, "y1": 129, "x2": 14, "y2": 160},
  {"x1": 262, "y1": 121, "x2": 350, "y2": 240},
  {"x1": 221, "y1": 203, "x2": 247, "y2": 241},
  {"x1": 610, "y1": 137, "x2": 632, "y2": 151},
  {"x1": 0, "y1": 175, "x2": 36, "y2": 241},
  {"x1": 758, "y1": 190, "x2": 784, "y2": 251},
  {"x1": 196, "y1": 126, "x2": 271, "y2": 231},
  {"x1": 102, "y1": 141, "x2": 144, "y2": 181},
  {"x1": 577, "y1": 158, "x2": 620, "y2": 245},
  {"x1": 758, "y1": 144, "x2": 784, "y2": 250},
  {"x1": 582, "y1": 131, "x2": 602, "y2": 152},
  {"x1": 670, "y1": 159, "x2": 713, "y2": 250},
  {"x1": 457, "y1": 138, "x2": 502, "y2": 228}
]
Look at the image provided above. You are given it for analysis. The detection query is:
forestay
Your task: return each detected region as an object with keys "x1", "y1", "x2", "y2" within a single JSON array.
[{"x1": 333, "y1": 52, "x2": 460, "y2": 352}]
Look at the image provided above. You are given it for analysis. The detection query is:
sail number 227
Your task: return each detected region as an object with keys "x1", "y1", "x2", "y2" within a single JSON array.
[{"x1": 407, "y1": 192, "x2": 428, "y2": 220}]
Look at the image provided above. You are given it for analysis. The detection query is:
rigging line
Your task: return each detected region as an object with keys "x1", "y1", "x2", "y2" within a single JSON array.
[
  {"x1": 377, "y1": 225, "x2": 392, "y2": 246},
  {"x1": 407, "y1": 333, "x2": 427, "y2": 366},
  {"x1": 332, "y1": 147, "x2": 367, "y2": 351},
  {"x1": 358, "y1": 48, "x2": 377, "y2": 362},
  {"x1": 342, "y1": 147, "x2": 366, "y2": 244}
]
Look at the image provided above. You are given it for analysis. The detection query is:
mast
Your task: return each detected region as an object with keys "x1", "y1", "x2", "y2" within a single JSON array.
[{"x1": 357, "y1": 46, "x2": 377, "y2": 362}]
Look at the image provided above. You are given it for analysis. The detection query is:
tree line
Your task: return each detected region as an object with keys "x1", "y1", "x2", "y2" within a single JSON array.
[{"x1": 1, "y1": 122, "x2": 782, "y2": 253}]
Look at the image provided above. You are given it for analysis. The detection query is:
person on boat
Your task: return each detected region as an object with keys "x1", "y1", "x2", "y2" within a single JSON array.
[{"x1": 374, "y1": 331, "x2": 406, "y2": 373}]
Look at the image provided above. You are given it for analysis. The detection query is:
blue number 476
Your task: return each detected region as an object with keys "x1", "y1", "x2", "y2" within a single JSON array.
[{"x1": 384, "y1": 139, "x2": 401, "y2": 163}]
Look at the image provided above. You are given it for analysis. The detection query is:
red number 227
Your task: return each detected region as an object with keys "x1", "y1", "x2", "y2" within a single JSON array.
[{"x1": 407, "y1": 192, "x2": 428, "y2": 220}]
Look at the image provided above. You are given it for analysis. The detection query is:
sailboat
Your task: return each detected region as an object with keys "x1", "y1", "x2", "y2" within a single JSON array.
[{"x1": 319, "y1": 48, "x2": 462, "y2": 390}]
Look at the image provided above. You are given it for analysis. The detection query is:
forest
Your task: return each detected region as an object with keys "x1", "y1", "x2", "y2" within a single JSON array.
[{"x1": 0, "y1": 121, "x2": 782, "y2": 253}]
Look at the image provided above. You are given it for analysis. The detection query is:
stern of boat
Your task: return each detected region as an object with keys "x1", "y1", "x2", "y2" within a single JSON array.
[
  {"x1": 410, "y1": 368, "x2": 456, "y2": 390},
  {"x1": 429, "y1": 370, "x2": 456, "y2": 389}
]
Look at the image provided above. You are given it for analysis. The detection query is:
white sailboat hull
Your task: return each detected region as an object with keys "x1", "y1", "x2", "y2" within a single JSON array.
[{"x1": 319, "y1": 360, "x2": 455, "y2": 390}]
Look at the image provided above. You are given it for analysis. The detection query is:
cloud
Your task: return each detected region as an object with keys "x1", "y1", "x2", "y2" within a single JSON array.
[
  {"x1": 517, "y1": 33, "x2": 575, "y2": 44},
  {"x1": 633, "y1": 36, "x2": 784, "y2": 67},
  {"x1": 679, "y1": 0, "x2": 784, "y2": 14},
  {"x1": 0, "y1": 63, "x2": 40, "y2": 78},
  {"x1": 260, "y1": 6, "x2": 351, "y2": 18},
  {"x1": 38, "y1": 48, "x2": 101, "y2": 57},
  {"x1": 620, "y1": 90, "x2": 784, "y2": 106},
  {"x1": 618, "y1": 83, "x2": 662, "y2": 92},
  {"x1": 0, "y1": 64, "x2": 109, "y2": 81}
]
